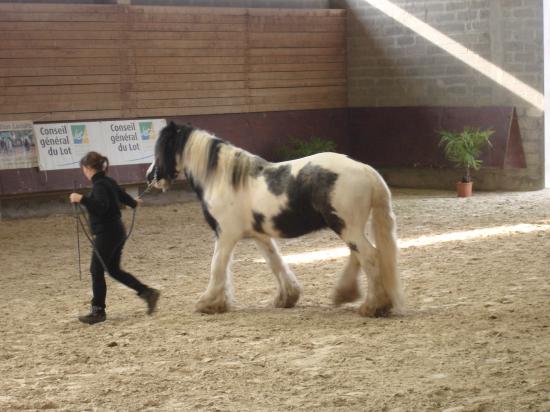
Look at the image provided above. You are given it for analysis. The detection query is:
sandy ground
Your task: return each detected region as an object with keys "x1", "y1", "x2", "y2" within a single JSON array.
[{"x1": 0, "y1": 188, "x2": 549, "y2": 411}]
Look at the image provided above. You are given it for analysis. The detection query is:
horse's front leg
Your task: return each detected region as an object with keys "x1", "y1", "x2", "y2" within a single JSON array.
[
  {"x1": 254, "y1": 237, "x2": 301, "y2": 308},
  {"x1": 195, "y1": 236, "x2": 238, "y2": 314}
]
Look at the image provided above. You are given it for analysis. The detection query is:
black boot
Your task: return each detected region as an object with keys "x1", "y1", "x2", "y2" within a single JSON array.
[
  {"x1": 78, "y1": 306, "x2": 106, "y2": 325},
  {"x1": 139, "y1": 288, "x2": 160, "y2": 315}
]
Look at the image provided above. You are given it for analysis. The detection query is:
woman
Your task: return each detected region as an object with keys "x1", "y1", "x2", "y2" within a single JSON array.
[{"x1": 70, "y1": 151, "x2": 159, "y2": 324}]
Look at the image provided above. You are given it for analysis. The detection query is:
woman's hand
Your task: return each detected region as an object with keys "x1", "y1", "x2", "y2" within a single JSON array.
[
  {"x1": 69, "y1": 193, "x2": 83, "y2": 203},
  {"x1": 135, "y1": 198, "x2": 143, "y2": 207}
]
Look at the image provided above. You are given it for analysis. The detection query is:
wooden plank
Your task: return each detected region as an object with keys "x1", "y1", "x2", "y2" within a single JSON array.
[
  {"x1": 249, "y1": 32, "x2": 345, "y2": 47},
  {"x1": 128, "y1": 22, "x2": 246, "y2": 32},
  {"x1": 136, "y1": 65, "x2": 245, "y2": 75},
  {"x1": 248, "y1": 15, "x2": 345, "y2": 25},
  {"x1": 0, "y1": 12, "x2": 121, "y2": 22},
  {"x1": 134, "y1": 56, "x2": 246, "y2": 66},
  {"x1": 0, "y1": 31, "x2": 123, "y2": 41},
  {"x1": 0, "y1": 57, "x2": 120, "y2": 69},
  {"x1": 0, "y1": 99, "x2": 121, "y2": 115},
  {"x1": 0, "y1": 49, "x2": 123, "y2": 58},
  {"x1": 2, "y1": 84, "x2": 120, "y2": 96},
  {"x1": 1, "y1": 93, "x2": 121, "y2": 105},
  {"x1": 250, "y1": 39, "x2": 345, "y2": 48},
  {"x1": 248, "y1": 54, "x2": 345, "y2": 65},
  {"x1": 249, "y1": 62, "x2": 344, "y2": 73},
  {"x1": 128, "y1": 31, "x2": 245, "y2": 41},
  {"x1": 0, "y1": 110, "x2": 122, "y2": 123},
  {"x1": 248, "y1": 47, "x2": 345, "y2": 57},
  {"x1": 249, "y1": 99, "x2": 347, "y2": 113},
  {"x1": 1, "y1": 75, "x2": 121, "y2": 87},
  {"x1": 134, "y1": 49, "x2": 246, "y2": 58},
  {"x1": 130, "y1": 12, "x2": 246, "y2": 24},
  {"x1": 249, "y1": 91, "x2": 347, "y2": 105},
  {"x1": 249, "y1": 78, "x2": 346, "y2": 89},
  {"x1": 0, "y1": 4, "x2": 119, "y2": 13},
  {"x1": 248, "y1": 85, "x2": 346, "y2": 97},
  {"x1": 248, "y1": 9, "x2": 345, "y2": 17},
  {"x1": 248, "y1": 69, "x2": 346, "y2": 81},
  {"x1": 0, "y1": 22, "x2": 124, "y2": 31},
  {"x1": 127, "y1": 105, "x2": 250, "y2": 118},
  {"x1": 248, "y1": 23, "x2": 344, "y2": 33},
  {"x1": 130, "y1": 96, "x2": 248, "y2": 109},
  {"x1": 129, "y1": 80, "x2": 247, "y2": 92},
  {"x1": 127, "y1": 40, "x2": 246, "y2": 49},
  {"x1": 130, "y1": 6, "x2": 248, "y2": 16},
  {"x1": 0, "y1": 40, "x2": 125, "y2": 49},
  {"x1": 0, "y1": 66, "x2": 120, "y2": 77},
  {"x1": 129, "y1": 89, "x2": 248, "y2": 100},
  {"x1": 133, "y1": 72, "x2": 246, "y2": 83}
]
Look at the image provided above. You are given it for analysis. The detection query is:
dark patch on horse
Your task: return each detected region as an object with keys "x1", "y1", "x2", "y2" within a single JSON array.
[
  {"x1": 153, "y1": 121, "x2": 194, "y2": 183},
  {"x1": 207, "y1": 138, "x2": 225, "y2": 176},
  {"x1": 252, "y1": 211, "x2": 266, "y2": 234},
  {"x1": 184, "y1": 169, "x2": 220, "y2": 236},
  {"x1": 347, "y1": 242, "x2": 358, "y2": 252},
  {"x1": 271, "y1": 163, "x2": 345, "y2": 238},
  {"x1": 263, "y1": 165, "x2": 292, "y2": 196}
]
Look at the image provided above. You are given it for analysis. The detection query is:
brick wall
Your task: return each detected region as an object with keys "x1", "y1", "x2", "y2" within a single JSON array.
[{"x1": 332, "y1": 0, "x2": 544, "y2": 190}]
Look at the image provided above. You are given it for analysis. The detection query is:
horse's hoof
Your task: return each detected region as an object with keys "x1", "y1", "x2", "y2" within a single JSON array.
[
  {"x1": 358, "y1": 302, "x2": 376, "y2": 317},
  {"x1": 358, "y1": 302, "x2": 392, "y2": 317},
  {"x1": 333, "y1": 288, "x2": 360, "y2": 306},
  {"x1": 274, "y1": 291, "x2": 300, "y2": 308},
  {"x1": 195, "y1": 297, "x2": 230, "y2": 314}
]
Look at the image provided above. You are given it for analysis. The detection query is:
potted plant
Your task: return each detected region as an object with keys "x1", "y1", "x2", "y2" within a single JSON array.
[
  {"x1": 439, "y1": 127, "x2": 494, "y2": 197},
  {"x1": 277, "y1": 137, "x2": 337, "y2": 160}
]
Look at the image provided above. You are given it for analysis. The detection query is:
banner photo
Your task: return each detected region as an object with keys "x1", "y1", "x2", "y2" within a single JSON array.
[
  {"x1": 0, "y1": 121, "x2": 38, "y2": 170},
  {"x1": 35, "y1": 119, "x2": 166, "y2": 171}
]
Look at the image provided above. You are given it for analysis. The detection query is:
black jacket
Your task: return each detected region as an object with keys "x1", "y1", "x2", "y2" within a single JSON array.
[{"x1": 80, "y1": 171, "x2": 137, "y2": 234}]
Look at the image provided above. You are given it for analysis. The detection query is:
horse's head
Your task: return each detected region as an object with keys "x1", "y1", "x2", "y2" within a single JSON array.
[{"x1": 146, "y1": 121, "x2": 193, "y2": 191}]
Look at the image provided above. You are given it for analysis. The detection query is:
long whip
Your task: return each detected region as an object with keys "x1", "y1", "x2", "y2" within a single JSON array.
[{"x1": 72, "y1": 181, "x2": 82, "y2": 281}]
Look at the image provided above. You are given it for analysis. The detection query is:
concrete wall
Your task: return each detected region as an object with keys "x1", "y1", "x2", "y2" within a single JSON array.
[{"x1": 332, "y1": 0, "x2": 544, "y2": 190}]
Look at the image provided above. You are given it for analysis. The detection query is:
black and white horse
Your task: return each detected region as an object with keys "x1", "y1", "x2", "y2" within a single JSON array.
[{"x1": 147, "y1": 122, "x2": 403, "y2": 317}]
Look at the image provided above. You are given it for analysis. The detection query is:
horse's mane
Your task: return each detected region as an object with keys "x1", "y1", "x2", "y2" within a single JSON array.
[{"x1": 158, "y1": 121, "x2": 266, "y2": 190}]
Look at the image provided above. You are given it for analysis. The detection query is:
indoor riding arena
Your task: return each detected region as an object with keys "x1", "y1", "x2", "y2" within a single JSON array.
[{"x1": 0, "y1": 1, "x2": 549, "y2": 411}]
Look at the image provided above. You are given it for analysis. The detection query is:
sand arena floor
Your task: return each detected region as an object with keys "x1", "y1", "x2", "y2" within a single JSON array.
[{"x1": 0, "y1": 188, "x2": 549, "y2": 411}]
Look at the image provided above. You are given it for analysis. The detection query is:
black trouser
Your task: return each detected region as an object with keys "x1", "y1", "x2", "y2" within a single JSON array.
[{"x1": 90, "y1": 220, "x2": 146, "y2": 309}]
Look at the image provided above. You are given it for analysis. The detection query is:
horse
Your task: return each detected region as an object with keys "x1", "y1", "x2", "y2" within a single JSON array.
[{"x1": 147, "y1": 121, "x2": 404, "y2": 317}]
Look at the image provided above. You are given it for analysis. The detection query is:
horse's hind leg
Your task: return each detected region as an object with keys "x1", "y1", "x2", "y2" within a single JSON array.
[
  {"x1": 195, "y1": 236, "x2": 238, "y2": 314},
  {"x1": 254, "y1": 237, "x2": 301, "y2": 308},
  {"x1": 342, "y1": 231, "x2": 392, "y2": 317},
  {"x1": 333, "y1": 251, "x2": 361, "y2": 305}
]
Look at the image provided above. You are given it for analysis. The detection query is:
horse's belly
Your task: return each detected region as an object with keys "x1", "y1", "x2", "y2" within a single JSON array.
[{"x1": 270, "y1": 208, "x2": 327, "y2": 238}]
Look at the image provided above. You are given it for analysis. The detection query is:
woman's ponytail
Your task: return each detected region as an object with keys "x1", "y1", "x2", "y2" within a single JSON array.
[{"x1": 80, "y1": 151, "x2": 110, "y2": 172}]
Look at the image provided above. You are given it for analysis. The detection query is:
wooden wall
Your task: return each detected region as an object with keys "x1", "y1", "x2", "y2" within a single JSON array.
[{"x1": 0, "y1": 3, "x2": 346, "y2": 122}]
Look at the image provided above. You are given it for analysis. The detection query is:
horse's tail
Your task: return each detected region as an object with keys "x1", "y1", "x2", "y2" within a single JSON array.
[{"x1": 370, "y1": 172, "x2": 404, "y2": 315}]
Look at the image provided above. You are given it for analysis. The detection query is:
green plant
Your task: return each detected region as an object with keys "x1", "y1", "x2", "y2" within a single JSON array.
[
  {"x1": 277, "y1": 137, "x2": 337, "y2": 160},
  {"x1": 439, "y1": 127, "x2": 494, "y2": 182}
]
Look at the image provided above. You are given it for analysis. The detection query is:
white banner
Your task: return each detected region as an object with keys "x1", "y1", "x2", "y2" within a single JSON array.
[{"x1": 35, "y1": 119, "x2": 166, "y2": 171}]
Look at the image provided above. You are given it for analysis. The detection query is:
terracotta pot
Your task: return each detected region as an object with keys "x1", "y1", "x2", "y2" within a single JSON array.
[{"x1": 456, "y1": 181, "x2": 473, "y2": 197}]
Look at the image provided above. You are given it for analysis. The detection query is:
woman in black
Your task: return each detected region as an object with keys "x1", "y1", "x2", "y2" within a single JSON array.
[{"x1": 69, "y1": 151, "x2": 159, "y2": 324}]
